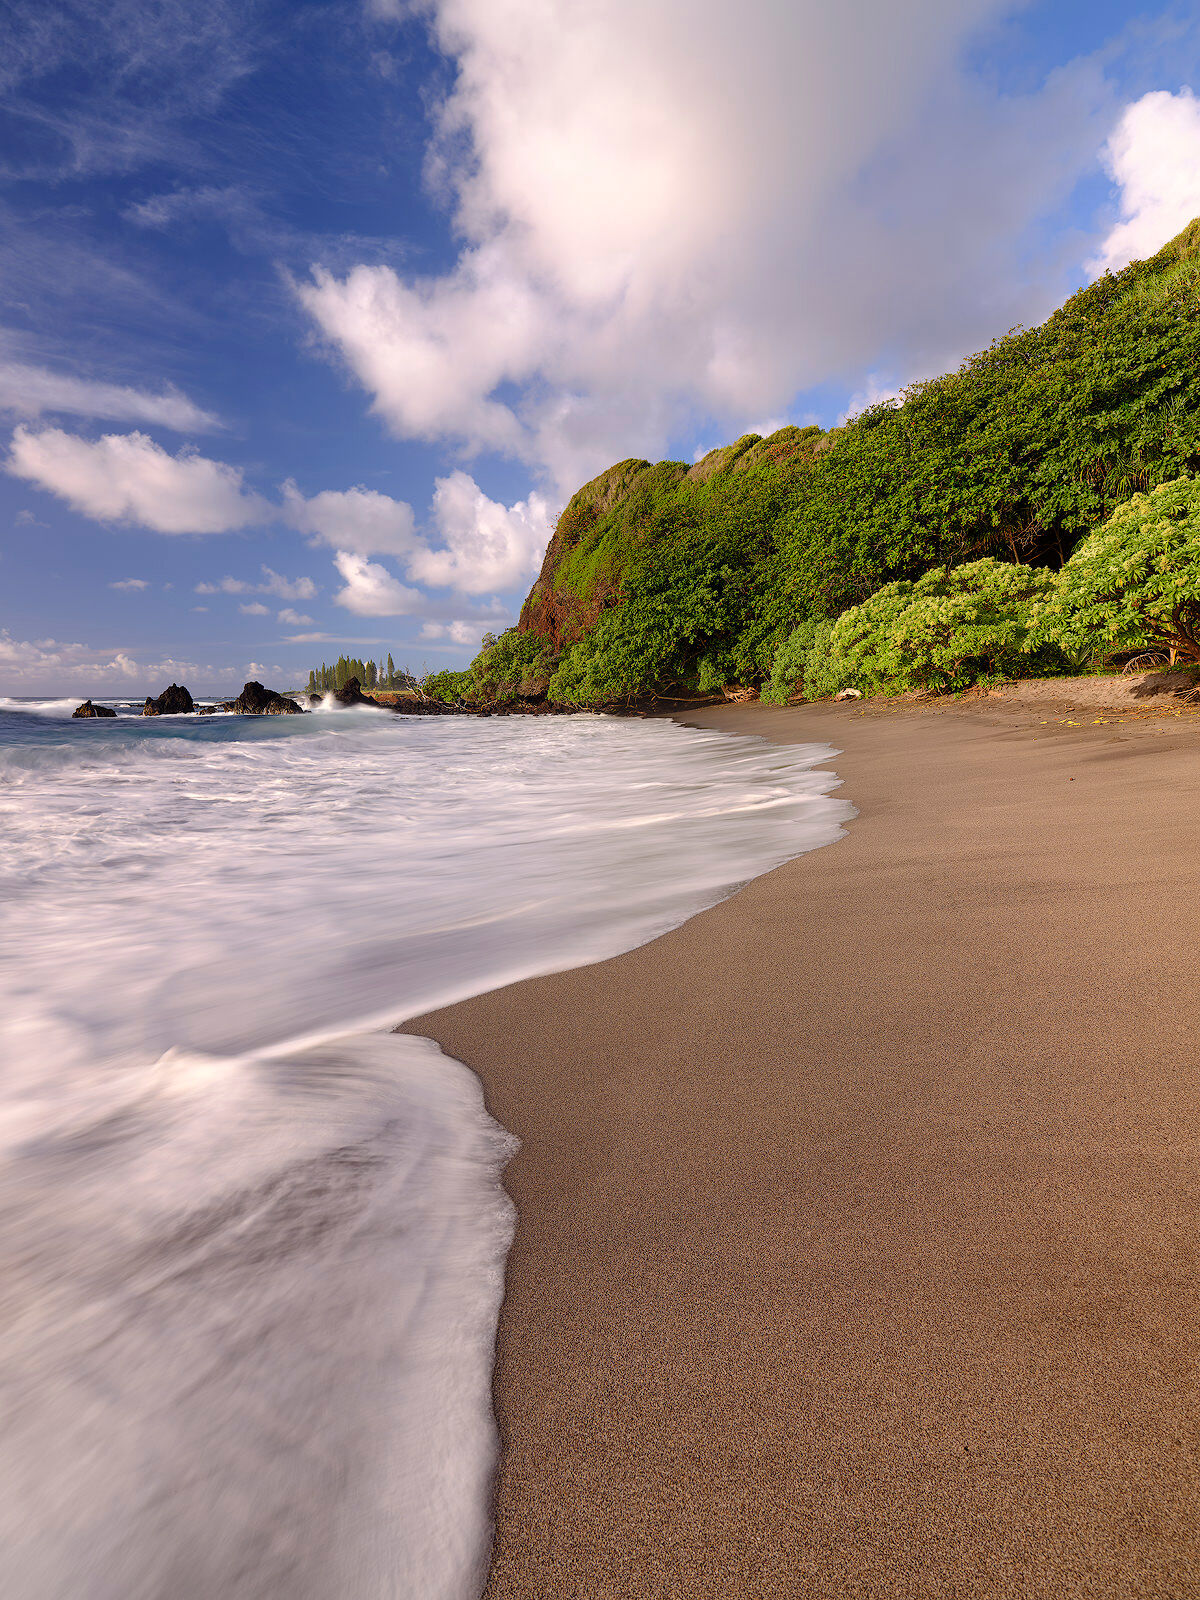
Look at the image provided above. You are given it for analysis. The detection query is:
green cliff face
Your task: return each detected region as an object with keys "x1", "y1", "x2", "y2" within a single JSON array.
[{"x1": 448, "y1": 218, "x2": 1200, "y2": 708}]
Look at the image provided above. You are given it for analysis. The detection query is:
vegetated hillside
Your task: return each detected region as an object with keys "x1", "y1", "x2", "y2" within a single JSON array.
[{"x1": 430, "y1": 218, "x2": 1200, "y2": 708}]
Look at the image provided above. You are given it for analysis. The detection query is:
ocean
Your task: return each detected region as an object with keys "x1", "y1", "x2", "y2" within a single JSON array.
[{"x1": 0, "y1": 696, "x2": 851, "y2": 1599}]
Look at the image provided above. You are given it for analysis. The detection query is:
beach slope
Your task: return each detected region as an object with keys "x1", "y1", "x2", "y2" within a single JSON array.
[{"x1": 404, "y1": 701, "x2": 1200, "y2": 1597}]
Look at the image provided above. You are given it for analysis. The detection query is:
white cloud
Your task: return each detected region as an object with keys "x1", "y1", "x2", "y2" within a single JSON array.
[
  {"x1": 303, "y1": 0, "x2": 1111, "y2": 492},
  {"x1": 420, "y1": 620, "x2": 480, "y2": 645},
  {"x1": 109, "y1": 576, "x2": 150, "y2": 590},
  {"x1": 258, "y1": 565, "x2": 317, "y2": 600},
  {"x1": 239, "y1": 601, "x2": 269, "y2": 615},
  {"x1": 332, "y1": 551, "x2": 424, "y2": 615},
  {"x1": 0, "y1": 361, "x2": 218, "y2": 431},
  {"x1": 1090, "y1": 89, "x2": 1200, "y2": 274},
  {"x1": 7, "y1": 427, "x2": 268, "y2": 533},
  {"x1": 276, "y1": 608, "x2": 314, "y2": 626},
  {"x1": 196, "y1": 566, "x2": 317, "y2": 599},
  {"x1": 196, "y1": 577, "x2": 249, "y2": 594},
  {"x1": 409, "y1": 471, "x2": 552, "y2": 594},
  {"x1": 297, "y1": 258, "x2": 537, "y2": 454},
  {"x1": 124, "y1": 185, "x2": 248, "y2": 230},
  {"x1": 281, "y1": 480, "x2": 416, "y2": 556},
  {"x1": 838, "y1": 373, "x2": 907, "y2": 425},
  {"x1": 0, "y1": 630, "x2": 136, "y2": 690}
]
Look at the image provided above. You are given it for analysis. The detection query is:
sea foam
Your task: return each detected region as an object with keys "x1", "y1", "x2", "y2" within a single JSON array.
[{"x1": 0, "y1": 704, "x2": 851, "y2": 1597}]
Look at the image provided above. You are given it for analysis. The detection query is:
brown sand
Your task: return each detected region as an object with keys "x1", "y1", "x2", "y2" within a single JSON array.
[{"x1": 403, "y1": 699, "x2": 1200, "y2": 1597}]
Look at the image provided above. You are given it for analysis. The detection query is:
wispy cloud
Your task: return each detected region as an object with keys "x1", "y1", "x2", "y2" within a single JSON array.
[
  {"x1": 0, "y1": 361, "x2": 219, "y2": 432},
  {"x1": 0, "y1": 0, "x2": 253, "y2": 180},
  {"x1": 109, "y1": 577, "x2": 150, "y2": 590}
]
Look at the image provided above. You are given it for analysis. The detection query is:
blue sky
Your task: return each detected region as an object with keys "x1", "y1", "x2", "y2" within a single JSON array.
[{"x1": 2, "y1": 0, "x2": 1200, "y2": 693}]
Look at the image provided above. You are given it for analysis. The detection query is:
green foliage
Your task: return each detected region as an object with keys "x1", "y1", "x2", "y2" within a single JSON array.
[
  {"x1": 806, "y1": 559, "x2": 1057, "y2": 697},
  {"x1": 471, "y1": 628, "x2": 554, "y2": 702},
  {"x1": 423, "y1": 669, "x2": 474, "y2": 704},
  {"x1": 1030, "y1": 475, "x2": 1200, "y2": 665},
  {"x1": 511, "y1": 219, "x2": 1200, "y2": 705},
  {"x1": 307, "y1": 654, "x2": 414, "y2": 694},
  {"x1": 760, "y1": 618, "x2": 828, "y2": 703}
]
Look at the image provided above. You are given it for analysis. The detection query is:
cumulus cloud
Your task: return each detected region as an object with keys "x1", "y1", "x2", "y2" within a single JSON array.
[
  {"x1": 195, "y1": 577, "x2": 250, "y2": 594},
  {"x1": 332, "y1": 551, "x2": 424, "y2": 615},
  {"x1": 5, "y1": 421, "x2": 545, "y2": 598},
  {"x1": 0, "y1": 632, "x2": 139, "y2": 683},
  {"x1": 1090, "y1": 89, "x2": 1200, "y2": 273},
  {"x1": 0, "y1": 630, "x2": 224, "y2": 692},
  {"x1": 307, "y1": 0, "x2": 1111, "y2": 490},
  {"x1": 409, "y1": 471, "x2": 551, "y2": 594},
  {"x1": 420, "y1": 620, "x2": 480, "y2": 646},
  {"x1": 281, "y1": 480, "x2": 416, "y2": 556},
  {"x1": 239, "y1": 601, "x2": 269, "y2": 615},
  {"x1": 276, "y1": 607, "x2": 314, "y2": 625},
  {"x1": 7, "y1": 426, "x2": 269, "y2": 533},
  {"x1": 197, "y1": 565, "x2": 317, "y2": 600},
  {"x1": 258, "y1": 565, "x2": 317, "y2": 600},
  {"x1": 109, "y1": 576, "x2": 150, "y2": 590},
  {"x1": 838, "y1": 374, "x2": 908, "y2": 425},
  {"x1": 0, "y1": 361, "x2": 219, "y2": 431}
]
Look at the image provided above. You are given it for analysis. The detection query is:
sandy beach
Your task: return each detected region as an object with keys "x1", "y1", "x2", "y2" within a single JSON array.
[{"x1": 404, "y1": 695, "x2": 1200, "y2": 1597}]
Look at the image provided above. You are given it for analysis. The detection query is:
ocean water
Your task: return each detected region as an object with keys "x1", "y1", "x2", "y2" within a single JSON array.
[{"x1": 0, "y1": 698, "x2": 852, "y2": 1599}]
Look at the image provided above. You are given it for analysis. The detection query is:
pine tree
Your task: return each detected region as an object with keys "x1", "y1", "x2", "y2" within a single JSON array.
[{"x1": 386, "y1": 652, "x2": 395, "y2": 689}]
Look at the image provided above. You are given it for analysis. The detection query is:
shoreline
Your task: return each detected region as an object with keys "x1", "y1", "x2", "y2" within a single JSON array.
[{"x1": 405, "y1": 697, "x2": 1200, "y2": 1596}]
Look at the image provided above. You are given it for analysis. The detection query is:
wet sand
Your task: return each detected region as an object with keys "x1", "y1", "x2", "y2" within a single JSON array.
[{"x1": 403, "y1": 698, "x2": 1200, "y2": 1597}]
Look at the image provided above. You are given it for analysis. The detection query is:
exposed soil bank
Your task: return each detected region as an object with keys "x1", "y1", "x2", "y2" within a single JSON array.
[{"x1": 404, "y1": 699, "x2": 1200, "y2": 1597}]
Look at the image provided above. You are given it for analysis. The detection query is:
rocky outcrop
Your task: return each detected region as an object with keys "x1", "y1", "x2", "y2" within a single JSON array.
[
  {"x1": 306, "y1": 678, "x2": 463, "y2": 715},
  {"x1": 329, "y1": 675, "x2": 384, "y2": 708},
  {"x1": 515, "y1": 427, "x2": 831, "y2": 657},
  {"x1": 225, "y1": 681, "x2": 305, "y2": 715},
  {"x1": 142, "y1": 683, "x2": 194, "y2": 716},
  {"x1": 72, "y1": 699, "x2": 117, "y2": 718}
]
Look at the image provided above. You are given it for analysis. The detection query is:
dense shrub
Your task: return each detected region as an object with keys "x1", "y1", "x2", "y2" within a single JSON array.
[
  {"x1": 802, "y1": 559, "x2": 1056, "y2": 697},
  {"x1": 760, "y1": 618, "x2": 828, "y2": 703},
  {"x1": 1029, "y1": 475, "x2": 1200, "y2": 665},
  {"x1": 422, "y1": 669, "x2": 474, "y2": 703},
  {"x1": 465, "y1": 220, "x2": 1200, "y2": 707},
  {"x1": 471, "y1": 629, "x2": 554, "y2": 702}
]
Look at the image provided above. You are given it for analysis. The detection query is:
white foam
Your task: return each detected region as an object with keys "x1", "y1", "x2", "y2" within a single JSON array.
[
  {"x1": 0, "y1": 710, "x2": 852, "y2": 1597},
  {"x1": 0, "y1": 1033, "x2": 515, "y2": 1600},
  {"x1": 0, "y1": 695, "x2": 86, "y2": 717}
]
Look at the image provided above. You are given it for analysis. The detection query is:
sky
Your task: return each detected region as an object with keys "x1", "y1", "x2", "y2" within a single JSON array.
[{"x1": 3, "y1": 0, "x2": 1200, "y2": 693}]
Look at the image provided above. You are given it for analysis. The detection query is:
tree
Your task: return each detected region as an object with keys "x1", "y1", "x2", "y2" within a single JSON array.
[
  {"x1": 804, "y1": 559, "x2": 1057, "y2": 697},
  {"x1": 1031, "y1": 476, "x2": 1200, "y2": 666},
  {"x1": 386, "y1": 652, "x2": 395, "y2": 689}
]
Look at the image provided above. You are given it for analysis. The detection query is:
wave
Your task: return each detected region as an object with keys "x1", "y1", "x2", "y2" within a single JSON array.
[{"x1": 0, "y1": 711, "x2": 851, "y2": 1596}]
